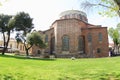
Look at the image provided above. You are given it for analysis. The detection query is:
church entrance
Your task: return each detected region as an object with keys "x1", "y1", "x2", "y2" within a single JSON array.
[{"x1": 78, "y1": 36, "x2": 85, "y2": 53}]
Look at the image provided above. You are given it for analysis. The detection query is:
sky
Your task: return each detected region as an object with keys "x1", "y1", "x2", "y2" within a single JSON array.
[{"x1": 0, "y1": 0, "x2": 119, "y2": 41}]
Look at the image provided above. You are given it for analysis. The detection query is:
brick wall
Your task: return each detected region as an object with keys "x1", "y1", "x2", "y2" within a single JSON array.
[
  {"x1": 81, "y1": 27, "x2": 109, "y2": 58},
  {"x1": 55, "y1": 19, "x2": 81, "y2": 54},
  {"x1": 31, "y1": 18, "x2": 109, "y2": 58}
]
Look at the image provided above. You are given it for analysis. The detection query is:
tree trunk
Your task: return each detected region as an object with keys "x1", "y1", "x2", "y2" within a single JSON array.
[
  {"x1": 23, "y1": 41, "x2": 29, "y2": 56},
  {"x1": 2, "y1": 48, "x2": 6, "y2": 55},
  {"x1": 25, "y1": 45, "x2": 33, "y2": 56},
  {"x1": 2, "y1": 31, "x2": 11, "y2": 55},
  {"x1": 113, "y1": 44, "x2": 119, "y2": 54},
  {"x1": 26, "y1": 48, "x2": 29, "y2": 56},
  {"x1": 2, "y1": 32, "x2": 6, "y2": 55}
]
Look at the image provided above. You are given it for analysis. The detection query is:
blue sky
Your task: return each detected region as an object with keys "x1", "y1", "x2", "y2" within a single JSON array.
[{"x1": 0, "y1": 0, "x2": 119, "y2": 41}]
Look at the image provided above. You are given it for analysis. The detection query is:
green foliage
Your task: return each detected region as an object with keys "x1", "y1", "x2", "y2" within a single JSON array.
[
  {"x1": 117, "y1": 23, "x2": 120, "y2": 29},
  {"x1": 108, "y1": 27, "x2": 120, "y2": 45},
  {"x1": 1, "y1": 54, "x2": 120, "y2": 79},
  {"x1": 14, "y1": 12, "x2": 34, "y2": 35},
  {"x1": 100, "y1": 0, "x2": 119, "y2": 17},
  {"x1": 0, "y1": 14, "x2": 12, "y2": 32},
  {"x1": 8, "y1": 17, "x2": 16, "y2": 31},
  {"x1": 27, "y1": 31, "x2": 46, "y2": 48}
]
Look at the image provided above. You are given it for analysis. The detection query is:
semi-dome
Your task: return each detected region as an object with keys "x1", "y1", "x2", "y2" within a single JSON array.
[{"x1": 59, "y1": 10, "x2": 88, "y2": 22}]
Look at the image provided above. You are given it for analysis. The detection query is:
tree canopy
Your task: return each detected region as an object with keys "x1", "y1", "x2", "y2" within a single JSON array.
[
  {"x1": 81, "y1": 0, "x2": 120, "y2": 17},
  {"x1": 108, "y1": 27, "x2": 120, "y2": 45},
  {"x1": 27, "y1": 31, "x2": 46, "y2": 49},
  {"x1": 0, "y1": 14, "x2": 15, "y2": 55},
  {"x1": 14, "y1": 12, "x2": 34, "y2": 36}
]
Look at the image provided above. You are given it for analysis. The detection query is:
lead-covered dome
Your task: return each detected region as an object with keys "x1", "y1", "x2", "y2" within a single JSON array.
[{"x1": 59, "y1": 10, "x2": 88, "y2": 22}]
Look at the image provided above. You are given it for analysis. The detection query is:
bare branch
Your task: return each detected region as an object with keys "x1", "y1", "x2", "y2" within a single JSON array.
[
  {"x1": 81, "y1": 1, "x2": 97, "y2": 10},
  {"x1": 81, "y1": 1, "x2": 115, "y2": 10},
  {"x1": 98, "y1": 3, "x2": 113, "y2": 9}
]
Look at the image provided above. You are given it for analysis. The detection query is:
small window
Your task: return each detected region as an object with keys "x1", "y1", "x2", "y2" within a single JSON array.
[
  {"x1": 79, "y1": 14, "x2": 82, "y2": 20},
  {"x1": 64, "y1": 15, "x2": 67, "y2": 19},
  {"x1": 70, "y1": 14, "x2": 72, "y2": 18},
  {"x1": 75, "y1": 14, "x2": 78, "y2": 18},
  {"x1": 72, "y1": 14, "x2": 75, "y2": 18},
  {"x1": 97, "y1": 48, "x2": 101, "y2": 53},
  {"x1": 45, "y1": 35, "x2": 48, "y2": 43},
  {"x1": 37, "y1": 50, "x2": 41, "y2": 54},
  {"x1": 67, "y1": 15, "x2": 70, "y2": 18},
  {"x1": 88, "y1": 33, "x2": 92, "y2": 42},
  {"x1": 98, "y1": 33, "x2": 102, "y2": 41}
]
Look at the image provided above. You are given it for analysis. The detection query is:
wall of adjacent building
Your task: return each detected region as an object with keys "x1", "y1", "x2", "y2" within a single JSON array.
[{"x1": 81, "y1": 27, "x2": 109, "y2": 58}]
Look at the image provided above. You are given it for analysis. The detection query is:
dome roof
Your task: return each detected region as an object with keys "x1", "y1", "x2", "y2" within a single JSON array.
[
  {"x1": 59, "y1": 10, "x2": 87, "y2": 18},
  {"x1": 59, "y1": 10, "x2": 88, "y2": 22}
]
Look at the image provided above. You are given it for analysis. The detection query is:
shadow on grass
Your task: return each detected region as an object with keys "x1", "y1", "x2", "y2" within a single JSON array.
[{"x1": 0, "y1": 54, "x2": 56, "y2": 61}]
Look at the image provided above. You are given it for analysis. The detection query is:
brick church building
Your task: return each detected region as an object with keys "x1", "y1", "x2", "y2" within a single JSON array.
[{"x1": 31, "y1": 10, "x2": 109, "y2": 58}]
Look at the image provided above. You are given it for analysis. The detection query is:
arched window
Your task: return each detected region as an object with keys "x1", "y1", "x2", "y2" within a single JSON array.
[
  {"x1": 79, "y1": 14, "x2": 82, "y2": 20},
  {"x1": 20, "y1": 45, "x2": 22, "y2": 50},
  {"x1": 98, "y1": 33, "x2": 102, "y2": 41},
  {"x1": 88, "y1": 33, "x2": 92, "y2": 42},
  {"x1": 37, "y1": 50, "x2": 41, "y2": 54},
  {"x1": 72, "y1": 14, "x2": 75, "y2": 18},
  {"x1": 45, "y1": 35, "x2": 48, "y2": 43},
  {"x1": 97, "y1": 48, "x2": 101, "y2": 53},
  {"x1": 78, "y1": 36, "x2": 85, "y2": 53},
  {"x1": 70, "y1": 14, "x2": 72, "y2": 18},
  {"x1": 10, "y1": 44, "x2": 12, "y2": 48},
  {"x1": 62, "y1": 35, "x2": 69, "y2": 51},
  {"x1": 23, "y1": 46, "x2": 24, "y2": 51}
]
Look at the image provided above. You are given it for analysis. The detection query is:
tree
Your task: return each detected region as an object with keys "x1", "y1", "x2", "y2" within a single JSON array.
[
  {"x1": 15, "y1": 31, "x2": 46, "y2": 56},
  {"x1": 27, "y1": 31, "x2": 46, "y2": 49},
  {"x1": 0, "y1": 14, "x2": 15, "y2": 55},
  {"x1": 81, "y1": 0, "x2": 120, "y2": 17},
  {"x1": 26, "y1": 31, "x2": 46, "y2": 55},
  {"x1": 109, "y1": 28, "x2": 119, "y2": 45},
  {"x1": 13, "y1": 12, "x2": 34, "y2": 56},
  {"x1": 108, "y1": 27, "x2": 120, "y2": 54}
]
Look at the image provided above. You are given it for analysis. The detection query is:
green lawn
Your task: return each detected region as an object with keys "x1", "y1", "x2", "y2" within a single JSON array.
[{"x1": 0, "y1": 54, "x2": 120, "y2": 80}]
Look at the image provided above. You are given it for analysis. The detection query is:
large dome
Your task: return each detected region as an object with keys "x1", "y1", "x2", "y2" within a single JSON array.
[{"x1": 59, "y1": 10, "x2": 88, "y2": 22}]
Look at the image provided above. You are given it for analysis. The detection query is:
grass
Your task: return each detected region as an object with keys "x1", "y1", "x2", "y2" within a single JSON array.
[{"x1": 0, "y1": 54, "x2": 120, "y2": 80}]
